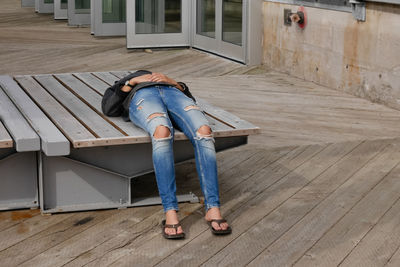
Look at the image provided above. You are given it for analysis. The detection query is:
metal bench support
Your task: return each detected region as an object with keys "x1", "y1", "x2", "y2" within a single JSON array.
[
  {"x1": 39, "y1": 136, "x2": 247, "y2": 213},
  {"x1": 0, "y1": 150, "x2": 38, "y2": 210}
]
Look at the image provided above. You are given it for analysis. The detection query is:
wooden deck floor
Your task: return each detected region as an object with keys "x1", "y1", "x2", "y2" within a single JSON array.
[{"x1": 2, "y1": 1, "x2": 400, "y2": 266}]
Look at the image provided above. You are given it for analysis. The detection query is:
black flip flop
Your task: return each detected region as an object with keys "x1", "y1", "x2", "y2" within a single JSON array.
[
  {"x1": 161, "y1": 220, "x2": 185, "y2": 240},
  {"x1": 208, "y1": 219, "x2": 232, "y2": 235}
]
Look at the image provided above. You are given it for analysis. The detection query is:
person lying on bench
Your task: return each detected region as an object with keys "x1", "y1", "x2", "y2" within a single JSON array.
[{"x1": 101, "y1": 70, "x2": 231, "y2": 239}]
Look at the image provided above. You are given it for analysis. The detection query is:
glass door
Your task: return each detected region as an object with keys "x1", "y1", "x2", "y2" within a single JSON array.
[
  {"x1": 68, "y1": 0, "x2": 91, "y2": 26},
  {"x1": 54, "y1": 0, "x2": 68, "y2": 19},
  {"x1": 193, "y1": 0, "x2": 245, "y2": 62},
  {"x1": 126, "y1": 0, "x2": 190, "y2": 48},
  {"x1": 22, "y1": 0, "x2": 35, "y2": 8},
  {"x1": 36, "y1": 0, "x2": 54, "y2": 13},
  {"x1": 93, "y1": 0, "x2": 126, "y2": 36}
]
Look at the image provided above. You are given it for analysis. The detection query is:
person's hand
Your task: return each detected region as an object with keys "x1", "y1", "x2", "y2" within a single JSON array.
[
  {"x1": 121, "y1": 74, "x2": 152, "y2": 92},
  {"x1": 130, "y1": 74, "x2": 152, "y2": 86},
  {"x1": 150, "y1": 73, "x2": 183, "y2": 91}
]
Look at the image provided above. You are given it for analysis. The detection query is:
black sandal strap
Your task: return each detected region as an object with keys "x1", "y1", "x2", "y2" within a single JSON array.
[{"x1": 209, "y1": 219, "x2": 227, "y2": 226}]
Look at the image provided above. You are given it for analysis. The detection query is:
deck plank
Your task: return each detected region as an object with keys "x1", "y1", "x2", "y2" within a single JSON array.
[
  {"x1": 204, "y1": 139, "x2": 389, "y2": 266},
  {"x1": 0, "y1": 212, "x2": 73, "y2": 252},
  {"x1": 336, "y1": 189, "x2": 400, "y2": 266},
  {"x1": 247, "y1": 142, "x2": 400, "y2": 267},
  {"x1": 387, "y1": 246, "x2": 400, "y2": 267},
  {"x1": 0, "y1": 209, "x2": 41, "y2": 233},
  {"x1": 294, "y1": 147, "x2": 400, "y2": 266},
  {"x1": 0, "y1": 210, "x2": 116, "y2": 267},
  {"x1": 20, "y1": 204, "x2": 200, "y2": 267}
]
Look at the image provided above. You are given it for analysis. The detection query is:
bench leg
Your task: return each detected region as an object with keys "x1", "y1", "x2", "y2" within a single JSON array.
[{"x1": 0, "y1": 150, "x2": 38, "y2": 210}]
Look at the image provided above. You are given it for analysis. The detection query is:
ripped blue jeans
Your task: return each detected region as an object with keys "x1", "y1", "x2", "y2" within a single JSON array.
[{"x1": 129, "y1": 85, "x2": 220, "y2": 212}]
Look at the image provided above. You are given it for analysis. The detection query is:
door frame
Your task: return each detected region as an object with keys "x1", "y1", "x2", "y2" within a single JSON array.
[
  {"x1": 125, "y1": 0, "x2": 262, "y2": 65},
  {"x1": 36, "y1": 0, "x2": 54, "y2": 13},
  {"x1": 68, "y1": 0, "x2": 91, "y2": 26},
  {"x1": 22, "y1": 0, "x2": 35, "y2": 7},
  {"x1": 191, "y1": 0, "x2": 247, "y2": 63},
  {"x1": 54, "y1": 0, "x2": 68, "y2": 19}
]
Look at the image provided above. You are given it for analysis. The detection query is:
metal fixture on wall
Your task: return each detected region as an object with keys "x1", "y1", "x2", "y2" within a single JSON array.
[{"x1": 284, "y1": 6, "x2": 306, "y2": 28}]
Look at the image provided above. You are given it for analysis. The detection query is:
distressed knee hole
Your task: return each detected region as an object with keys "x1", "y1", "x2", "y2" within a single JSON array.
[
  {"x1": 184, "y1": 105, "x2": 201, "y2": 112},
  {"x1": 154, "y1": 125, "x2": 171, "y2": 139},
  {"x1": 196, "y1": 125, "x2": 212, "y2": 137}
]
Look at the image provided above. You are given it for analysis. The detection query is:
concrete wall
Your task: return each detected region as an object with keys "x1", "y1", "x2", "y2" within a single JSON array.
[{"x1": 262, "y1": 2, "x2": 400, "y2": 110}]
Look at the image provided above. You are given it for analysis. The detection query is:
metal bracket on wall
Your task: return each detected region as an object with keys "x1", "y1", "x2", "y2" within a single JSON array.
[{"x1": 350, "y1": 0, "x2": 366, "y2": 21}]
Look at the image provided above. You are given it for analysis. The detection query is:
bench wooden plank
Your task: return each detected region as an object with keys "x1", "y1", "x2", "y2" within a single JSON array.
[
  {"x1": 110, "y1": 71, "x2": 132, "y2": 79},
  {"x1": 12, "y1": 72, "x2": 257, "y2": 148},
  {"x1": 14, "y1": 75, "x2": 95, "y2": 148},
  {"x1": 91, "y1": 72, "x2": 119, "y2": 86},
  {"x1": 35, "y1": 74, "x2": 124, "y2": 139},
  {"x1": 73, "y1": 72, "x2": 109, "y2": 95},
  {"x1": 196, "y1": 98, "x2": 260, "y2": 135},
  {"x1": 0, "y1": 76, "x2": 70, "y2": 156},
  {"x1": 0, "y1": 122, "x2": 13, "y2": 149},
  {"x1": 0, "y1": 86, "x2": 39, "y2": 152},
  {"x1": 54, "y1": 73, "x2": 146, "y2": 138}
]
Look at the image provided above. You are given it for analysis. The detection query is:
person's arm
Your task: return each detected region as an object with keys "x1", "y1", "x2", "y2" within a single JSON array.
[
  {"x1": 102, "y1": 74, "x2": 153, "y2": 116},
  {"x1": 101, "y1": 85, "x2": 129, "y2": 117}
]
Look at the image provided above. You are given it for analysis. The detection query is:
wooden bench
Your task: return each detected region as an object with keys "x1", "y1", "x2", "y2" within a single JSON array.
[
  {"x1": 0, "y1": 80, "x2": 41, "y2": 210},
  {"x1": 7, "y1": 71, "x2": 259, "y2": 213}
]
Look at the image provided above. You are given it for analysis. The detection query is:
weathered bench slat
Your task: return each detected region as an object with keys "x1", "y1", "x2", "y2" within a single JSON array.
[
  {"x1": 14, "y1": 76, "x2": 96, "y2": 146},
  {"x1": 0, "y1": 76, "x2": 70, "y2": 156},
  {"x1": 91, "y1": 72, "x2": 120, "y2": 85},
  {"x1": 73, "y1": 72, "x2": 109, "y2": 95},
  {"x1": 36, "y1": 74, "x2": 124, "y2": 139},
  {"x1": 0, "y1": 122, "x2": 13, "y2": 149},
  {"x1": 0, "y1": 86, "x2": 39, "y2": 152},
  {"x1": 197, "y1": 98, "x2": 260, "y2": 135},
  {"x1": 110, "y1": 71, "x2": 132, "y2": 79},
  {"x1": 54, "y1": 73, "x2": 147, "y2": 138}
]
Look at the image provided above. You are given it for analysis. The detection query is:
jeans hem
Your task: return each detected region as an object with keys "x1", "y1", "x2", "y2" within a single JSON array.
[
  {"x1": 205, "y1": 204, "x2": 220, "y2": 211},
  {"x1": 164, "y1": 206, "x2": 179, "y2": 213}
]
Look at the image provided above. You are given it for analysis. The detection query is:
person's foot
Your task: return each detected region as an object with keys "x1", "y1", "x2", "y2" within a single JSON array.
[
  {"x1": 164, "y1": 210, "x2": 184, "y2": 236},
  {"x1": 205, "y1": 207, "x2": 230, "y2": 231}
]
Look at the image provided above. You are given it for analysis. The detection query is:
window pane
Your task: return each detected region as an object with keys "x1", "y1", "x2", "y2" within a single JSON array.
[
  {"x1": 75, "y1": 0, "x2": 90, "y2": 14},
  {"x1": 197, "y1": 0, "x2": 215, "y2": 39},
  {"x1": 102, "y1": 0, "x2": 126, "y2": 23},
  {"x1": 135, "y1": 0, "x2": 181, "y2": 34},
  {"x1": 44, "y1": 0, "x2": 54, "y2": 3},
  {"x1": 61, "y1": 0, "x2": 67, "y2": 9},
  {"x1": 222, "y1": 0, "x2": 242, "y2": 46}
]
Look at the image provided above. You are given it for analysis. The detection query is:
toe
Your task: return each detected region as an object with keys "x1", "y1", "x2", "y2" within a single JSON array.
[
  {"x1": 212, "y1": 221, "x2": 222, "y2": 230},
  {"x1": 177, "y1": 226, "x2": 183, "y2": 234}
]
